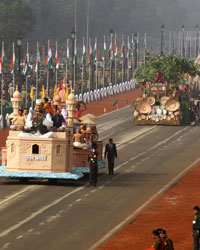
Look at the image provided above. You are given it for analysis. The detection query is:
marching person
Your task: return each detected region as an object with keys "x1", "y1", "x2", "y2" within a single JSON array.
[
  {"x1": 104, "y1": 138, "x2": 118, "y2": 175},
  {"x1": 88, "y1": 148, "x2": 98, "y2": 187},
  {"x1": 189, "y1": 100, "x2": 197, "y2": 126},
  {"x1": 193, "y1": 206, "x2": 200, "y2": 250}
]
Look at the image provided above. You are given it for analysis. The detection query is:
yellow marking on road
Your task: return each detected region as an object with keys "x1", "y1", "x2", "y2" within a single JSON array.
[{"x1": 0, "y1": 185, "x2": 39, "y2": 206}]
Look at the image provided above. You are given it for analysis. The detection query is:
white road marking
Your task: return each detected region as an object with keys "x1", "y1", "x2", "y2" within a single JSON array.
[
  {"x1": 2, "y1": 243, "x2": 10, "y2": 249},
  {"x1": 0, "y1": 187, "x2": 84, "y2": 238},
  {"x1": 76, "y1": 199, "x2": 82, "y2": 202},
  {"x1": 88, "y1": 157, "x2": 200, "y2": 250},
  {"x1": 0, "y1": 126, "x2": 190, "y2": 238},
  {"x1": 0, "y1": 186, "x2": 39, "y2": 206},
  {"x1": 16, "y1": 235, "x2": 23, "y2": 239},
  {"x1": 28, "y1": 228, "x2": 34, "y2": 232}
]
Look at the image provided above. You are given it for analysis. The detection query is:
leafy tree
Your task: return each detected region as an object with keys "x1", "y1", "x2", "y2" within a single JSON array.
[{"x1": 135, "y1": 55, "x2": 200, "y2": 84}]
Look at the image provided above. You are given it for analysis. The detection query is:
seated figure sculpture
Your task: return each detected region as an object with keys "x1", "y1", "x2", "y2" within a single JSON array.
[
  {"x1": 73, "y1": 129, "x2": 87, "y2": 148},
  {"x1": 19, "y1": 99, "x2": 54, "y2": 138},
  {"x1": 10, "y1": 109, "x2": 26, "y2": 131}
]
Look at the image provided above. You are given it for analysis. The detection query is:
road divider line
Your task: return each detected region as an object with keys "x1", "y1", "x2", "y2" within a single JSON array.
[
  {"x1": 0, "y1": 186, "x2": 85, "y2": 238},
  {"x1": 0, "y1": 126, "x2": 190, "y2": 238},
  {"x1": 0, "y1": 186, "x2": 39, "y2": 206},
  {"x1": 88, "y1": 156, "x2": 200, "y2": 250}
]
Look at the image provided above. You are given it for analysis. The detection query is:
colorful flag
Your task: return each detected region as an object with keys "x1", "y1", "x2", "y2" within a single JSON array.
[
  {"x1": 127, "y1": 36, "x2": 131, "y2": 59},
  {"x1": 88, "y1": 39, "x2": 93, "y2": 65},
  {"x1": 73, "y1": 38, "x2": 77, "y2": 65},
  {"x1": 66, "y1": 85, "x2": 69, "y2": 100},
  {"x1": 0, "y1": 43, "x2": 5, "y2": 75},
  {"x1": 102, "y1": 36, "x2": 106, "y2": 61},
  {"x1": 112, "y1": 98, "x2": 118, "y2": 106},
  {"x1": 35, "y1": 42, "x2": 40, "y2": 74},
  {"x1": 121, "y1": 38, "x2": 124, "y2": 58},
  {"x1": 53, "y1": 84, "x2": 57, "y2": 98},
  {"x1": 11, "y1": 43, "x2": 15, "y2": 74},
  {"x1": 94, "y1": 37, "x2": 98, "y2": 62},
  {"x1": 82, "y1": 37, "x2": 86, "y2": 66},
  {"x1": 114, "y1": 35, "x2": 118, "y2": 57},
  {"x1": 59, "y1": 79, "x2": 62, "y2": 91},
  {"x1": 42, "y1": 84, "x2": 45, "y2": 99},
  {"x1": 55, "y1": 42, "x2": 59, "y2": 69},
  {"x1": 24, "y1": 44, "x2": 30, "y2": 75},
  {"x1": 30, "y1": 85, "x2": 34, "y2": 100},
  {"x1": 46, "y1": 41, "x2": 52, "y2": 70},
  {"x1": 110, "y1": 38, "x2": 113, "y2": 60},
  {"x1": 67, "y1": 39, "x2": 70, "y2": 67}
]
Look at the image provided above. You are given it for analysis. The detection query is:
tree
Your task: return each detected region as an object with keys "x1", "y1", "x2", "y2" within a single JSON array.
[{"x1": 0, "y1": 0, "x2": 35, "y2": 45}]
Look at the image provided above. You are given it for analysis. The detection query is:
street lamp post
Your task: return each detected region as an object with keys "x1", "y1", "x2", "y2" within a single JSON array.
[
  {"x1": 71, "y1": 28, "x2": 76, "y2": 90},
  {"x1": 182, "y1": 25, "x2": 185, "y2": 57},
  {"x1": 110, "y1": 29, "x2": 114, "y2": 84},
  {"x1": 196, "y1": 25, "x2": 199, "y2": 57},
  {"x1": 134, "y1": 33, "x2": 138, "y2": 69},
  {"x1": 160, "y1": 24, "x2": 164, "y2": 56},
  {"x1": 16, "y1": 33, "x2": 22, "y2": 90}
]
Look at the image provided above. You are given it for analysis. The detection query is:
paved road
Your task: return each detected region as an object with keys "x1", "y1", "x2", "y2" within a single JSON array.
[{"x1": 0, "y1": 107, "x2": 200, "y2": 250}]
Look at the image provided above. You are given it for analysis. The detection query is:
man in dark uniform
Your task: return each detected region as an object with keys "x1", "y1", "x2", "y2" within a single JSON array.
[
  {"x1": 160, "y1": 229, "x2": 174, "y2": 250},
  {"x1": 88, "y1": 149, "x2": 98, "y2": 187},
  {"x1": 104, "y1": 138, "x2": 117, "y2": 175},
  {"x1": 193, "y1": 206, "x2": 200, "y2": 250}
]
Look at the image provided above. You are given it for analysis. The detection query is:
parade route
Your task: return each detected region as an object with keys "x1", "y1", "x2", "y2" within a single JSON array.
[{"x1": 0, "y1": 106, "x2": 200, "y2": 250}]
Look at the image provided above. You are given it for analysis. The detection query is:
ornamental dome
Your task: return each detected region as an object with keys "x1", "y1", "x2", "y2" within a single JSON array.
[
  {"x1": 13, "y1": 86, "x2": 21, "y2": 98},
  {"x1": 68, "y1": 92, "x2": 75, "y2": 101}
]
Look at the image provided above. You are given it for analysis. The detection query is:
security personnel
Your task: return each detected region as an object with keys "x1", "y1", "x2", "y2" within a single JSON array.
[
  {"x1": 88, "y1": 149, "x2": 98, "y2": 187},
  {"x1": 104, "y1": 138, "x2": 118, "y2": 175},
  {"x1": 193, "y1": 206, "x2": 200, "y2": 250}
]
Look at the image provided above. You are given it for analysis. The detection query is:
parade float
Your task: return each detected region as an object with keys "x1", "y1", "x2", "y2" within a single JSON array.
[
  {"x1": 0, "y1": 86, "x2": 105, "y2": 182},
  {"x1": 133, "y1": 55, "x2": 200, "y2": 126}
]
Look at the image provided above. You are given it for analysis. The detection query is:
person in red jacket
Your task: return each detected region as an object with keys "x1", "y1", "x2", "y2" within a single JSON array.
[{"x1": 154, "y1": 72, "x2": 165, "y2": 83}]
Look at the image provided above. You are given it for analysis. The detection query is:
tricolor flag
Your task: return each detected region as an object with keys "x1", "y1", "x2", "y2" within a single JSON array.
[
  {"x1": 46, "y1": 41, "x2": 52, "y2": 70},
  {"x1": 11, "y1": 43, "x2": 15, "y2": 74},
  {"x1": 121, "y1": 38, "x2": 124, "y2": 58},
  {"x1": 94, "y1": 37, "x2": 98, "y2": 62},
  {"x1": 73, "y1": 38, "x2": 77, "y2": 65},
  {"x1": 35, "y1": 42, "x2": 40, "y2": 74},
  {"x1": 102, "y1": 36, "x2": 106, "y2": 61},
  {"x1": 66, "y1": 39, "x2": 70, "y2": 67},
  {"x1": 110, "y1": 38, "x2": 113, "y2": 60},
  {"x1": 55, "y1": 42, "x2": 59, "y2": 69},
  {"x1": 114, "y1": 35, "x2": 118, "y2": 57},
  {"x1": 0, "y1": 42, "x2": 5, "y2": 75},
  {"x1": 88, "y1": 39, "x2": 93, "y2": 65},
  {"x1": 82, "y1": 37, "x2": 86, "y2": 66},
  {"x1": 24, "y1": 44, "x2": 30, "y2": 75}
]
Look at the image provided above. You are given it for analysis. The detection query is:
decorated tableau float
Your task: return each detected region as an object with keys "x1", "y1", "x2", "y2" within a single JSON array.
[
  {"x1": 0, "y1": 82, "x2": 105, "y2": 182},
  {"x1": 133, "y1": 55, "x2": 200, "y2": 125}
]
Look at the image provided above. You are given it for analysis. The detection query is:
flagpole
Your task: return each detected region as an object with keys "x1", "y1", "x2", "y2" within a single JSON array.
[
  {"x1": 12, "y1": 43, "x2": 15, "y2": 91},
  {"x1": 47, "y1": 40, "x2": 50, "y2": 97},
  {"x1": 66, "y1": 39, "x2": 69, "y2": 85},
  {"x1": 114, "y1": 34, "x2": 117, "y2": 85},
  {"x1": 1, "y1": 42, "x2": 4, "y2": 125},
  {"x1": 122, "y1": 35, "x2": 124, "y2": 84},
  {"x1": 36, "y1": 42, "x2": 39, "y2": 99},
  {"x1": 144, "y1": 33, "x2": 147, "y2": 64},
  {"x1": 56, "y1": 41, "x2": 58, "y2": 88},
  {"x1": 25, "y1": 43, "x2": 29, "y2": 107},
  {"x1": 73, "y1": 38, "x2": 76, "y2": 93},
  {"x1": 95, "y1": 37, "x2": 98, "y2": 91},
  {"x1": 127, "y1": 36, "x2": 130, "y2": 82}
]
